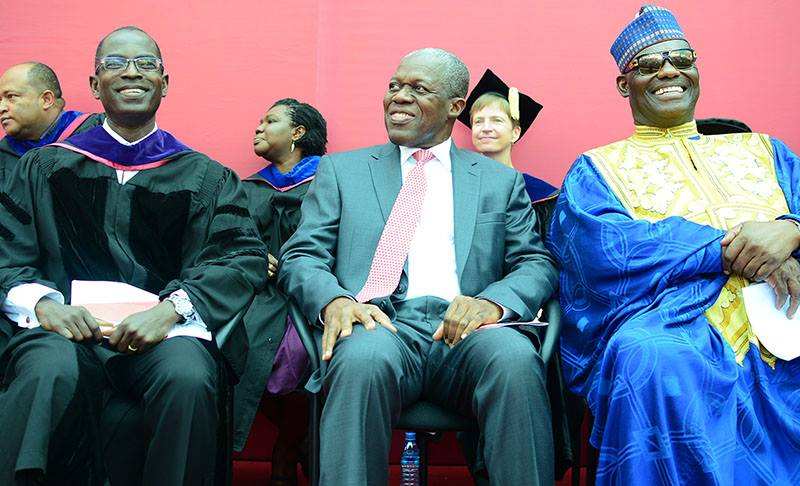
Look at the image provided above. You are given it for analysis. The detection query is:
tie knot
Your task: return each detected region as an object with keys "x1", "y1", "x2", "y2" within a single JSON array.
[{"x1": 412, "y1": 149, "x2": 435, "y2": 164}]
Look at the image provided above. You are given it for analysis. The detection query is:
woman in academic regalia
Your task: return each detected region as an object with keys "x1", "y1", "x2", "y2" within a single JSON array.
[
  {"x1": 233, "y1": 98, "x2": 327, "y2": 486},
  {"x1": 458, "y1": 69, "x2": 559, "y2": 240}
]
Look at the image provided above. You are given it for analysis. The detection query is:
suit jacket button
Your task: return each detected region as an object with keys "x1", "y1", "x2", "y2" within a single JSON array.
[{"x1": 398, "y1": 284, "x2": 406, "y2": 293}]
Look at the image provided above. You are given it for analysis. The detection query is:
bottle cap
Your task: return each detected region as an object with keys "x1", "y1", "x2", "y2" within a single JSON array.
[{"x1": 404, "y1": 431, "x2": 416, "y2": 441}]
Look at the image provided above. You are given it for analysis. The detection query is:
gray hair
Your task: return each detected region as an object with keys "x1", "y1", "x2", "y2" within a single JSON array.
[{"x1": 404, "y1": 48, "x2": 469, "y2": 99}]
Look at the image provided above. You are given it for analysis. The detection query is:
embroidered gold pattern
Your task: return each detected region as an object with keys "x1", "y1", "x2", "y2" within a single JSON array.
[{"x1": 588, "y1": 121, "x2": 787, "y2": 366}]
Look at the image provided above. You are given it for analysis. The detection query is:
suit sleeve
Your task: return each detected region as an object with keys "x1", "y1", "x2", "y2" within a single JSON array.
[
  {"x1": 476, "y1": 171, "x2": 559, "y2": 321},
  {"x1": 160, "y1": 167, "x2": 269, "y2": 331},
  {"x1": 278, "y1": 155, "x2": 353, "y2": 324}
]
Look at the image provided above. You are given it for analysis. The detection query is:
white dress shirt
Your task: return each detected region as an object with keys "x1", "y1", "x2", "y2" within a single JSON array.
[
  {"x1": 398, "y1": 139, "x2": 460, "y2": 301},
  {"x1": 1, "y1": 121, "x2": 210, "y2": 339},
  {"x1": 398, "y1": 139, "x2": 511, "y2": 318}
]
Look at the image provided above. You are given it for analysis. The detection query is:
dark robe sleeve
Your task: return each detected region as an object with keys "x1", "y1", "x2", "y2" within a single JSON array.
[
  {"x1": 0, "y1": 149, "x2": 60, "y2": 300},
  {"x1": 160, "y1": 167, "x2": 269, "y2": 330}
]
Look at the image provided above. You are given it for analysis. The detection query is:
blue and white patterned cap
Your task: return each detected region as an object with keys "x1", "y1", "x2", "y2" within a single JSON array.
[{"x1": 611, "y1": 5, "x2": 687, "y2": 73}]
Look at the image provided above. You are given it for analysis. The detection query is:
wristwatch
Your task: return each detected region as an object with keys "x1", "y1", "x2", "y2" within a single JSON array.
[{"x1": 166, "y1": 292, "x2": 196, "y2": 323}]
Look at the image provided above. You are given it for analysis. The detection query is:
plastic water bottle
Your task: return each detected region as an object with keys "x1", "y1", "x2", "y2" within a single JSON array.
[{"x1": 400, "y1": 431, "x2": 420, "y2": 486}]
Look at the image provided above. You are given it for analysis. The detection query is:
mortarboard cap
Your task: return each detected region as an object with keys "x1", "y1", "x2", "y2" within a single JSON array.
[{"x1": 457, "y1": 69, "x2": 543, "y2": 139}]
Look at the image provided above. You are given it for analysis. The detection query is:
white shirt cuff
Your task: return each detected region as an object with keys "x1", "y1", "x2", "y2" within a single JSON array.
[{"x1": 2, "y1": 283, "x2": 64, "y2": 328}]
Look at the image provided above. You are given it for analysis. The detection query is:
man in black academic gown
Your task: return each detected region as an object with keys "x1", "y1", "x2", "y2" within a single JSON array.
[
  {"x1": 0, "y1": 27, "x2": 267, "y2": 485},
  {"x1": 0, "y1": 62, "x2": 104, "y2": 182}
]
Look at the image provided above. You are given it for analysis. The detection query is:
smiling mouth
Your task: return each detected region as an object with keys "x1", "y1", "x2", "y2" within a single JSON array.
[
  {"x1": 118, "y1": 87, "x2": 148, "y2": 98},
  {"x1": 654, "y1": 86, "x2": 686, "y2": 96},
  {"x1": 389, "y1": 112, "x2": 414, "y2": 124}
]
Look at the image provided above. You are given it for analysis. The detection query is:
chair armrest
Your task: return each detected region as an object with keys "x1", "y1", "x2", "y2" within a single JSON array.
[
  {"x1": 539, "y1": 297, "x2": 562, "y2": 366},
  {"x1": 289, "y1": 298, "x2": 321, "y2": 372}
]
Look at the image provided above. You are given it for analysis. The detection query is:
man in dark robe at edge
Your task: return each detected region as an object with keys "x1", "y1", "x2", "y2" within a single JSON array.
[
  {"x1": 0, "y1": 27, "x2": 267, "y2": 485},
  {"x1": 0, "y1": 62, "x2": 104, "y2": 188}
]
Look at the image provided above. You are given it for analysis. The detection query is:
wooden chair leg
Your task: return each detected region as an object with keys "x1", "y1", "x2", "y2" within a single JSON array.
[
  {"x1": 588, "y1": 445, "x2": 598, "y2": 486},
  {"x1": 572, "y1": 434, "x2": 582, "y2": 486},
  {"x1": 308, "y1": 393, "x2": 322, "y2": 486}
]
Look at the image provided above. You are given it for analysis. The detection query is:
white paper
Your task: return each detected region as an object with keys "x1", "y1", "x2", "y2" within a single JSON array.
[
  {"x1": 71, "y1": 280, "x2": 159, "y2": 305},
  {"x1": 70, "y1": 280, "x2": 211, "y2": 341},
  {"x1": 742, "y1": 282, "x2": 800, "y2": 361}
]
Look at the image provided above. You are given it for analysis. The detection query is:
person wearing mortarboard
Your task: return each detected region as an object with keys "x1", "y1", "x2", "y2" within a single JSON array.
[
  {"x1": 548, "y1": 4, "x2": 800, "y2": 484},
  {"x1": 458, "y1": 70, "x2": 558, "y2": 240}
]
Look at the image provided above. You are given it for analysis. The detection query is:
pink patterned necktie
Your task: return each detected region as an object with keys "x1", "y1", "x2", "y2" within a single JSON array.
[{"x1": 355, "y1": 149, "x2": 435, "y2": 303}]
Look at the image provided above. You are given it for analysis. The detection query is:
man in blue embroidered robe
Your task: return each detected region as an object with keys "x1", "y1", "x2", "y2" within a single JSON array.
[
  {"x1": 549, "y1": 5, "x2": 800, "y2": 485},
  {"x1": 0, "y1": 28, "x2": 266, "y2": 485}
]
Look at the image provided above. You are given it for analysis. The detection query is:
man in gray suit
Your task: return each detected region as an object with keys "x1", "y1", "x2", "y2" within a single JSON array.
[{"x1": 279, "y1": 47, "x2": 557, "y2": 485}]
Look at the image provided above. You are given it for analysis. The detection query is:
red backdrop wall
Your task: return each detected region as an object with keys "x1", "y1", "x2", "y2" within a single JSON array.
[{"x1": 3, "y1": 0, "x2": 799, "y2": 185}]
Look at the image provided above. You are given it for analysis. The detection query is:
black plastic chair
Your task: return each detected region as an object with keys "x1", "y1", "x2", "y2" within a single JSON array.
[
  {"x1": 291, "y1": 297, "x2": 563, "y2": 486},
  {"x1": 101, "y1": 309, "x2": 246, "y2": 486}
]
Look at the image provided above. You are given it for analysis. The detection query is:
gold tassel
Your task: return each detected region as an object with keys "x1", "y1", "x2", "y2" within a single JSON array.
[{"x1": 508, "y1": 87, "x2": 520, "y2": 122}]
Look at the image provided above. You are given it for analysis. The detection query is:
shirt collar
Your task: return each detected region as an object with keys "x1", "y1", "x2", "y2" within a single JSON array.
[
  {"x1": 399, "y1": 137, "x2": 452, "y2": 171},
  {"x1": 632, "y1": 120, "x2": 699, "y2": 141},
  {"x1": 102, "y1": 119, "x2": 159, "y2": 146}
]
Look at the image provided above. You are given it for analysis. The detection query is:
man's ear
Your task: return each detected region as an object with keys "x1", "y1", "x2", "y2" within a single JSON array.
[
  {"x1": 160, "y1": 73, "x2": 169, "y2": 97},
  {"x1": 89, "y1": 75, "x2": 101, "y2": 100},
  {"x1": 449, "y1": 97, "x2": 466, "y2": 119},
  {"x1": 616, "y1": 75, "x2": 630, "y2": 98},
  {"x1": 40, "y1": 90, "x2": 56, "y2": 110}
]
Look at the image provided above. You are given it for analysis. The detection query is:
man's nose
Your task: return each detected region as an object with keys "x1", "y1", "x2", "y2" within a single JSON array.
[
  {"x1": 392, "y1": 85, "x2": 414, "y2": 103},
  {"x1": 121, "y1": 61, "x2": 143, "y2": 78},
  {"x1": 657, "y1": 59, "x2": 681, "y2": 78}
]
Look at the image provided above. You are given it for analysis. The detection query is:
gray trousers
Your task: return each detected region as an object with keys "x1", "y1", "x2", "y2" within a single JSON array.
[{"x1": 316, "y1": 297, "x2": 553, "y2": 485}]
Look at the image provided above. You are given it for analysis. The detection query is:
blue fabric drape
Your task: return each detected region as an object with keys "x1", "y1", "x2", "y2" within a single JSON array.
[{"x1": 548, "y1": 150, "x2": 800, "y2": 485}]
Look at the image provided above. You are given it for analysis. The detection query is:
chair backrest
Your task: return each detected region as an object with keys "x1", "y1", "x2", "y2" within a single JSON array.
[{"x1": 696, "y1": 118, "x2": 751, "y2": 135}]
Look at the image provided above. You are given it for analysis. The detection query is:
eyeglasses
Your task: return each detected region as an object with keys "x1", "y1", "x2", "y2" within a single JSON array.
[
  {"x1": 95, "y1": 56, "x2": 163, "y2": 74},
  {"x1": 624, "y1": 49, "x2": 697, "y2": 75}
]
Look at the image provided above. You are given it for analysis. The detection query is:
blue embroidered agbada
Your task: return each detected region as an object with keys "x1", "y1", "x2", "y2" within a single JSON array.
[{"x1": 548, "y1": 129, "x2": 800, "y2": 484}]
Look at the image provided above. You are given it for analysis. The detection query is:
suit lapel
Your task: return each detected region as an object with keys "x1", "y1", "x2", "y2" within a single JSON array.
[
  {"x1": 451, "y1": 145, "x2": 480, "y2": 277},
  {"x1": 367, "y1": 144, "x2": 402, "y2": 223}
]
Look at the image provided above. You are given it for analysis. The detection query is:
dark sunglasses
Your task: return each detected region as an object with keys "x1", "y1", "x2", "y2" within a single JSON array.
[{"x1": 624, "y1": 48, "x2": 697, "y2": 75}]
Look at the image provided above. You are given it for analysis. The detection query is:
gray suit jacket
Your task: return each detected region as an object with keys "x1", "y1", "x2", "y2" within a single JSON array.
[{"x1": 279, "y1": 142, "x2": 557, "y2": 324}]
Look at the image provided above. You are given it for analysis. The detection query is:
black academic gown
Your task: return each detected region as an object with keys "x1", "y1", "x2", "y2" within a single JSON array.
[
  {"x1": 0, "y1": 142, "x2": 267, "y2": 482},
  {"x1": 0, "y1": 113, "x2": 105, "y2": 189},
  {"x1": 233, "y1": 172, "x2": 312, "y2": 451}
]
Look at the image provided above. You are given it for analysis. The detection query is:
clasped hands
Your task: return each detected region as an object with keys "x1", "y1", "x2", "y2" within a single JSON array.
[
  {"x1": 34, "y1": 297, "x2": 180, "y2": 353},
  {"x1": 320, "y1": 295, "x2": 502, "y2": 361},
  {"x1": 721, "y1": 220, "x2": 800, "y2": 317}
]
